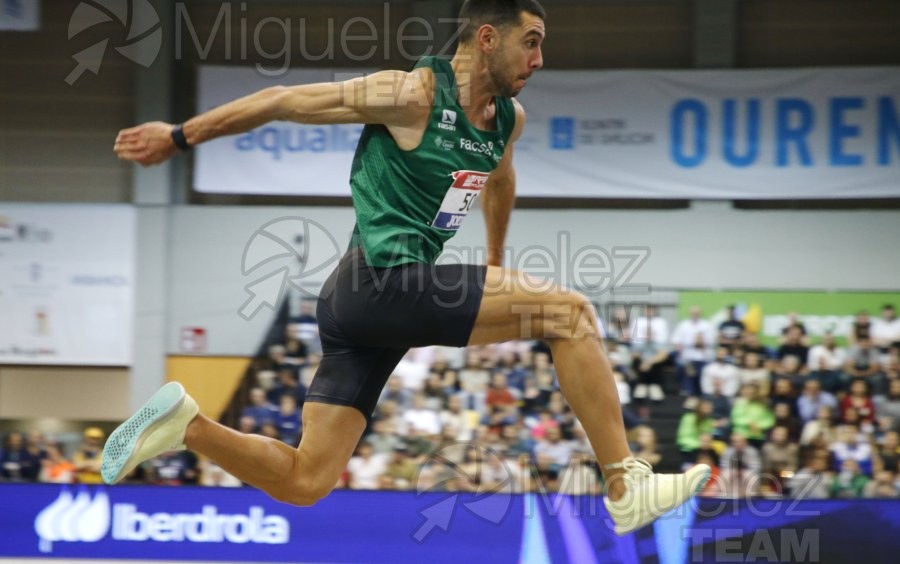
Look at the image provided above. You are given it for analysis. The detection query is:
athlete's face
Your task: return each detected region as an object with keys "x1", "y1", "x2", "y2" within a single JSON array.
[{"x1": 487, "y1": 12, "x2": 545, "y2": 98}]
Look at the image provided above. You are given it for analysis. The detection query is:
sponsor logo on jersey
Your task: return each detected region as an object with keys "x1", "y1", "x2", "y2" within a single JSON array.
[
  {"x1": 438, "y1": 109, "x2": 457, "y2": 131},
  {"x1": 459, "y1": 138, "x2": 502, "y2": 162}
]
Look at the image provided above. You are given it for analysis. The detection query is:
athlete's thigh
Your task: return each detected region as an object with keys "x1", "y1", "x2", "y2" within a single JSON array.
[{"x1": 468, "y1": 266, "x2": 585, "y2": 345}]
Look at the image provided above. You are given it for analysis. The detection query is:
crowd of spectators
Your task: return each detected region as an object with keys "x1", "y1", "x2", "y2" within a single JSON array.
[{"x1": 3, "y1": 301, "x2": 899, "y2": 501}]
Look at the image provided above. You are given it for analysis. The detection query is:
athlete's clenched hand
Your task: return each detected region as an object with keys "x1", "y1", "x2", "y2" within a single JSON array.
[{"x1": 113, "y1": 122, "x2": 179, "y2": 166}]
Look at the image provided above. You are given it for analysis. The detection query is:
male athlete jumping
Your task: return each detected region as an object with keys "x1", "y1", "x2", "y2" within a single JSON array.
[{"x1": 106, "y1": 0, "x2": 709, "y2": 535}]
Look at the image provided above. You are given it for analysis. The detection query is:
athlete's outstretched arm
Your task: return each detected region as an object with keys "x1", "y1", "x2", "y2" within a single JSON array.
[
  {"x1": 114, "y1": 69, "x2": 432, "y2": 166},
  {"x1": 481, "y1": 100, "x2": 526, "y2": 267}
]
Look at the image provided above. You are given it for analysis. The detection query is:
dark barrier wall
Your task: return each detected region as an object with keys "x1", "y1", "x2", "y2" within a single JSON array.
[{"x1": 0, "y1": 484, "x2": 898, "y2": 563}]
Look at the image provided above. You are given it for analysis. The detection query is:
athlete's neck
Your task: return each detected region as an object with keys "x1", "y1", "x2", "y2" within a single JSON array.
[{"x1": 450, "y1": 47, "x2": 497, "y2": 121}]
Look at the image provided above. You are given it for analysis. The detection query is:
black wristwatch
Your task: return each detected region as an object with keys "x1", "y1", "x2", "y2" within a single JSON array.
[{"x1": 171, "y1": 124, "x2": 191, "y2": 151}]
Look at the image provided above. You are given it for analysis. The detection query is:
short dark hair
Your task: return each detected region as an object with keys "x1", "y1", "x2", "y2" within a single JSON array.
[{"x1": 458, "y1": 0, "x2": 546, "y2": 43}]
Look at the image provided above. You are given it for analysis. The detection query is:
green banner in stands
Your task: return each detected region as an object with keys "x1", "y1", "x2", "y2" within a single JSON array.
[{"x1": 678, "y1": 291, "x2": 900, "y2": 346}]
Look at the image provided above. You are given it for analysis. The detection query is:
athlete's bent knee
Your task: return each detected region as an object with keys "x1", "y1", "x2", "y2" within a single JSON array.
[
  {"x1": 272, "y1": 477, "x2": 334, "y2": 507},
  {"x1": 543, "y1": 292, "x2": 599, "y2": 342}
]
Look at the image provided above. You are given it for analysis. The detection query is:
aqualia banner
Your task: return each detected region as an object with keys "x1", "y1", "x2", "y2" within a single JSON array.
[
  {"x1": 195, "y1": 65, "x2": 900, "y2": 200},
  {"x1": 0, "y1": 205, "x2": 135, "y2": 365}
]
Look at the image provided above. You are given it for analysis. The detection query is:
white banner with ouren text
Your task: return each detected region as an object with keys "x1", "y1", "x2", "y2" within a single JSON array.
[{"x1": 195, "y1": 66, "x2": 900, "y2": 199}]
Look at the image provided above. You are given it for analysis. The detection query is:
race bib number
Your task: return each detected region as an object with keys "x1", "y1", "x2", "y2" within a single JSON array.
[{"x1": 431, "y1": 170, "x2": 489, "y2": 231}]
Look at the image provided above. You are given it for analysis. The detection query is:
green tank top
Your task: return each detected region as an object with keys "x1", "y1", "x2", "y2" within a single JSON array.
[{"x1": 348, "y1": 56, "x2": 517, "y2": 267}]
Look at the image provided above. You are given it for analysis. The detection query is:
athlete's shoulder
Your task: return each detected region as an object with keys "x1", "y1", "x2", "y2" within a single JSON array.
[{"x1": 509, "y1": 98, "x2": 526, "y2": 142}]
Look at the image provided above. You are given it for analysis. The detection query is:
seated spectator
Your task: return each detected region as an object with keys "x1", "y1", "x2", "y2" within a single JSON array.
[
  {"x1": 800, "y1": 405, "x2": 837, "y2": 447},
  {"x1": 497, "y1": 350, "x2": 527, "y2": 392},
  {"x1": 872, "y1": 304, "x2": 900, "y2": 354},
  {"x1": 739, "y1": 352, "x2": 771, "y2": 398},
  {"x1": 787, "y1": 452, "x2": 832, "y2": 499},
  {"x1": 772, "y1": 402, "x2": 803, "y2": 443},
  {"x1": 630, "y1": 305, "x2": 670, "y2": 402},
  {"x1": 830, "y1": 459, "x2": 870, "y2": 499},
  {"x1": 39, "y1": 442, "x2": 76, "y2": 484},
  {"x1": 705, "y1": 380, "x2": 734, "y2": 441},
  {"x1": 384, "y1": 446, "x2": 418, "y2": 490},
  {"x1": 875, "y1": 430, "x2": 900, "y2": 474},
  {"x1": 797, "y1": 379, "x2": 838, "y2": 425},
  {"x1": 241, "y1": 387, "x2": 278, "y2": 429},
  {"x1": 380, "y1": 376, "x2": 412, "y2": 409},
  {"x1": 770, "y1": 377, "x2": 798, "y2": 417},
  {"x1": 259, "y1": 422, "x2": 281, "y2": 441},
  {"x1": 148, "y1": 450, "x2": 199, "y2": 486},
  {"x1": 346, "y1": 442, "x2": 387, "y2": 490},
  {"x1": 700, "y1": 346, "x2": 741, "y2": 400},
  {"x1": 830, "y1": 425, "x2": 873, "y2": 476},
  {"x1": 849, "y1": 310, "x2": 873, "y2": 347},
  {"x1": 439, "y1": 394, "x2": 474, "y2": 441},
  {"x1": 486, "y1": 373, "x2": 518, "y2": 411},
  {"x1": 720, "y1": 433, "x2": 762, "y2": 498},
  {"x1": 629, "y1": 425, "x2": 661, "y2": 467},
  {"x1": 237, "y1": 415, "x2": 258, "y2": 435},
  {"x1": 533, "y1": 426, "x2": 574, "y2": 475},
  {"x1": 840, "y1": 379, "x2": 876, "y2": 427},
  {"x1": 1, "y1": 432, "x2": 41, "y2": 482},
  {"x1": 375, "y1": 400, "x2": 407, "y2": 435},
  {"x1": 403, "y1": 392, "x2": 442, "y2": 437},
  {"x1": 483, "y1": 404, "x2": 519, "y2": 433},
  {"x1": 200, "y1": 459, "x2": 243, "y2": 487},
  {"x1": 862, "y1": 469, "x2": 899, "y2": 498},
  {"x1": 739, "y1": 332, "x2": 773, "y2": 364},
  {"x1": 520, "y1": 377, "x2": 551, "y2": 415},
  {"x1": 677, "y1": 399, "x2": 717, "y2": 463},
  {"x1": 266, "y1": 366, "x2": 306, "y2": 406},
  {"x1": 367, "y1": 419, "x2": 403, "y2": 455},
  {"x1": 557, "y1": 453, "x2": 600, "y2": 495},
  {"x1": 613, "y1": 370, "x2": 639, "y2": 429},
  {"x1": 717, "y1": 305, "x2": 746, "y2": 351},
  {"x1": 298, "y1": 352, "x2": 320, "y2": 390},
  {"x1": 530, "y1": 409, "x2": 560, "y2": 440},
  {"x1": 761, "y1": 426, "x2": 799, "y2": 492},
  {"x1": 779, "y1": 313, "x2": 808, "y2": 345},
  {"x1": 807, "y1": 332, "x2": 846, "y2": 393},
  {"x1": 458, "y1": 350, "x2": 491, "y2": 412},
  {"x1": 72, "y1": 427, "x2": 105, "y2": 484},
  {"x1": 394, "y1": 350, "x2": 431, "y2": 392},
  {"x1": 778, "y1": 325, "x2": 810, "y2": 369},
  {"x1": 282, "y1": 324, "x2": 308, "y2": 362},
  {"x1": 291, "y1": 299, "x2": 320, "y2": 354},
  {"x1": 844, "y1": 338, "x2": 883, "y2": 388},
  {"x1": 874, "y1": 377, "x2": 900, "y2": 433},
  {"x1": 547, "y1": 391, "x2": 575, "y2": 435},
  {"x1": 696, "y1": 451, "x2": 724, "y2": 497},
  {"x1": 772, "y1": 356, "x2": 806, "y2": 391},
  {"x1": 276, "y1": 394, "x2": 302, "y2": 446},
  {"x1": 422, "y1": 372, "x2": 449, "y2": 411},
  {"x1": 731, "y1": 383, "x2": 775, "y2": 447},
  {"x1": 566, "y1": 420, "x2": 591, "y2": 457},
  {"x1": 670, "y1": 306, "x2": 715, "y2": 398}
]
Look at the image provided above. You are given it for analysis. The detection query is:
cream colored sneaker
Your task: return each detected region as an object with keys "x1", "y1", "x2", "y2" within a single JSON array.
[
  {"x1": 101, "y1": 382, "x2": 199, "y2": 484},
  {"x1": 604, "y1": 457, "x2": 711, "y2": 536}
]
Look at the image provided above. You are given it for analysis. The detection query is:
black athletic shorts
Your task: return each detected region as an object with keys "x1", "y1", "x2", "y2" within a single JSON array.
[{"x1": 305, "y1": 246, "x2": 487, "y2": 418}]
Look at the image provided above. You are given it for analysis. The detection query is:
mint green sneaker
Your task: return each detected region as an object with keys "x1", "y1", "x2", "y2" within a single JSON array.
[
  {"x1": 101, "y1": 382, "x2": 199, "y2": 484},
  {"x1": 604, "y1": 457, "x2": 711, "y2": 536}
]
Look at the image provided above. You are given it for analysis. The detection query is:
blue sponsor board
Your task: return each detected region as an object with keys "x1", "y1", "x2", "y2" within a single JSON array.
[
  {"x1": 1, "y1": 484, "x2": 899, "y2": 563},
  {"x1": 550, "y1": 117, "x2": 576, "y2": 150}
]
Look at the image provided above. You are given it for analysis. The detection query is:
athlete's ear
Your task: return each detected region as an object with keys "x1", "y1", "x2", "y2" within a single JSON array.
[{"x1": 476, "y1": 24, "x2": 499, "y2": 53}]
